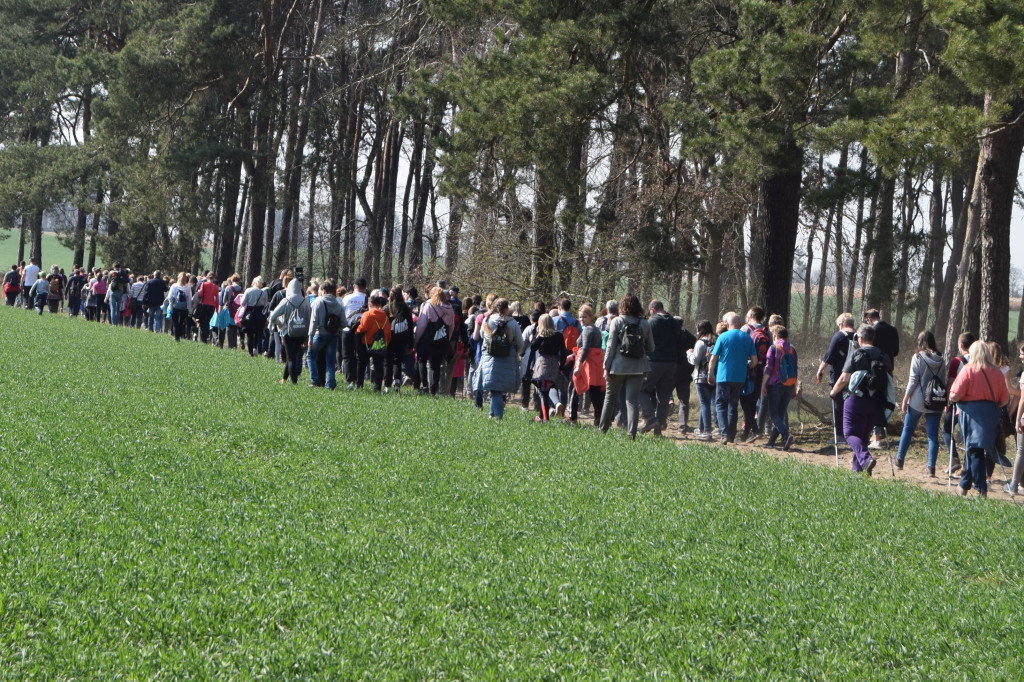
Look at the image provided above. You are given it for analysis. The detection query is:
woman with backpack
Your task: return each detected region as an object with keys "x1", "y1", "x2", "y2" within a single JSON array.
[
  {"x1": 689, "y1": 320, "x2": 717, "y2": 441},
  {"x1": 383, "y1": 287, "x2": 414, "y2": 393},
  {"x1": 895, "y1": 331, "x2": 945, "y2": 477},
  {"x1": 240, "y1": 276, "x2": 269, "y2": 356},
  {"x1": 166, "y1": 272, "x2": 193, "y2": 342},
  {"x1": 760, "y1": 325, "x2": 798, "y2": 450},
  {"x1": 413, "y1": 287, "x2": 455, "y2": 396},
  {"x1": 477, "y1": 298, "x2": 524, "y2": 419},
  {"x1": 269, "y1": 278, "x2": 311, "y2": 385},
  {"x1": 948, "y1": 340, "x2": 1010, "y2": 497},
  {"x1": 597, "y1": 293, "x2": 654, "y2": 439}
]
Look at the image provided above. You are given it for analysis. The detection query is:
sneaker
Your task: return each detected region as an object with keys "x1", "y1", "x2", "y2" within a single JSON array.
[
  {"x1": 678, "y1": 425, "x2": 691, "y2": 435},
  {"x1": 347, "y1": 382, "x2": 355, "y2": 390},
  {"x1": 782, "y1": 434, "x2": 793, "y2": 451},
  {"x1": 555, "y1": 403, "x2": 565, "y2": 418},
  {"x1": 896, "y1": 459, "x2": 904, "y2": 471},
  {"x1": 744, "y1": 432, "x2": 762, "y2": 445},
  {"x1": 1004, "y1": 483, "x2": 1018, "y2": 495},
  {"x1": 383, "y1": 387, "x2": 390, "y2": 394},
  {"x1": 867, "y1": 440, "x2": 882, "y2": 450},
  {"x1": 927, "y1": 466, "x2": 936, "y2": 478},
  {"x1": 865, "y1": 457, "x2": 877, "y2": 477}
]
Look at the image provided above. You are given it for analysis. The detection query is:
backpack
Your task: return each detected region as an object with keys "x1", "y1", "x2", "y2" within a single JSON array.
[
  {"x1": 487, "y1": 319, "x2": 512, "y2": 358},
  {"x1": 851, "y1": 347, "x2": 889, "y2": 395},
  {"x1": 618, "y1": 320, "x2": 645, "y2": 359},
  {"x1": 47, "y1": 277, "x2": 63, "y2": 299},
  {"x1": 391, "y1": 315, "x2": 409, "y2": 335},
  {"x1": 284, "y1": 301, "x2": 308, "y2": 338},
  {"x1": 776, "y1": 344, "x2": 797, "y2": 386},
  {"x1": 920, "y1": 357, "x2": 948, "y2": 411},
  {"x1": 365, "y1": 318, "x2": 387, "y2": 357},
  {"x1": 324, "y1": 305, "x2": 342, "y2": 335},
  {"x1": 562, "y1": 322, "x2": 581, "y2": 354},
  {"x1": 420, "y1": 316, "x2": 450, "y2": 355},
  {"x1": 173, "y1": 288, "x2": 188, "y2": 310},
  {"x1": 749, "y1": 326, "x2": 770, "y2": 367}
]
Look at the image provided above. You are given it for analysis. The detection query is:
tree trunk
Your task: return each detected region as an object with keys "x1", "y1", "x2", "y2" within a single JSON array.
[
  {"x1": 978, "y1": 96, "x2": 1024, "y2": 351},
  {"x1": 934, "y1": 169, "x2": 973, "y2": 347},
  {"x1": 832, "y1": 144, "x2": 849, "y2": 324},
  {"x1": 801, "y1": 217, "x2": 817, "y2": 338},
  {"x1": 532, "y1": 168, "x2": 557, "y2": 299},
  {"x1": 755, "y1": 139, "x2": 803, "y2": 323},
  {"x1": 866, "y1": 173, "x2": 896, "y2": 317},
  {"x1": 846, "y1": 147, "x2": 869, "y2": 313},
  {"x1": 214, "y1": 149, "x2": 243, "y2": 281},
  {"x1": 243, "y1": 101, "x2": 274, "y2": 283},
  {"x1": 813, "y1": 204, "x2": 836, "y2": 339},
  {"x1": 914, "y1": 166, "x2": 943, "y2": 333},
  {"x1": 306, "y1": 155, "x2": 319, "y2": 280},
  {"x1": 894, "y1": 168, "x2": 916, "y2": 329}
]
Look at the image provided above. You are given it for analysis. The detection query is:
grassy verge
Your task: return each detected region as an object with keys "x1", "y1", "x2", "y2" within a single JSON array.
[{"x1": 1, "y1": 306, "x2": 1022, "y2": 678}]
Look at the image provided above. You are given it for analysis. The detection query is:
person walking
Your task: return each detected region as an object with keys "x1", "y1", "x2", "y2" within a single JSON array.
[
  {"x1": 477, "y1": 298, "x2": 525, "y2": 419},
  {"x1": 948, "y1": 340, "x2": 1010, "y2": 497},
  {"x1": 269, "y1": 278, "x2": 312, "y2": 385},
  {"x1": 689, "y1": 320, "x2": 717, "y2": 440},
  {"x1": 3, "y1": 265, "x2": 22, "y2": 306},
  {"x1": 639, "y1": 300, "x2": 680, "y2": 436},
  {"x1": 815, "y1": 313, "x2": 856, "y2": 441},
  {"x1": 240, "y1": 277, "x2": 269, "y2": 356},
  {"x1": 865, "y1": 308, "x2": 899, "y2": 449},
  {"x1": 829, "y1": 325, "x2": 894, "y2": 475},
  {"x1": 760, "y1": 325, "x2": 798, "y2": 450},
  {"x1": 194, "y1": 276, "x2": 220, "y2": 344},
  {"x1": 1003, "y1": 343, "x2": 1024, "y2": 495},
  {"x1": 895, "y1": 331, "x2": 945, "y2": 477},
  {"x1": 569, "y1": 304, "x2": 606, "y2": 425},
  {"x1": 413, "y1": 287, "x2": 455, "y2": 395},
  {"x1": 597, "y1": 293, "x2": 655, "y2": 439},
  {"x1": 708, "y1": 313, "x2": 757, "y2": 444},
  {"x1": 307, "y1": 279, "x2": 345, "y2": 389},
  {"x1": 383, "y1": 286, "x2": 414, "y2": 393},
  {"x1": 739, "y1": 306, "x2": 771, "y2": 441},
  {"x1": 355, "y1": 294, "x2": 392, "y2": 392}
]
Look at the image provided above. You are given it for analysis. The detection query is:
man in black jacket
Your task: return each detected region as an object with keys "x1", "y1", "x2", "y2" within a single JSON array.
[
  {"x1": 142, "y1": 270, "x2": 169, "y2": 332},
  {"x1": 864, "y1": 308, "x2": 899, "y2": 448},
  {"x1": 639, "y1": 300, "x2": 682, "y2": 435}
]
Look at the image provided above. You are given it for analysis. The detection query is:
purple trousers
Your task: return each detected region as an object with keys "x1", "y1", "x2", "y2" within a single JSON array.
[{"x1": 844, "y1": 394, "x2": 878, "y2": 472}]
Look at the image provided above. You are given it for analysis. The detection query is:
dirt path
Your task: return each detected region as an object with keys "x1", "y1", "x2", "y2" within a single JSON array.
[{"x1": 664, "y1": 421, "x2": 1022, "y2": 503}]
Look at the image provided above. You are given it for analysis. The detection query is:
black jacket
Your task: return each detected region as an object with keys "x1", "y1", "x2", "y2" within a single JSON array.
[
  {"x1": 143, "y1": 278, "x2": 169, "y2": 307},
  {"x1": 647, "y1": 313, "x2": 682, "y2": 363},
  {"x1": 873, "y1": 320, "x2": 900, "y2": 360}
]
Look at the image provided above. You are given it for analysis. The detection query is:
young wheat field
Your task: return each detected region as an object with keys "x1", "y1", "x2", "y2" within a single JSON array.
[{"x1": 0, "y1": 306, "x2": 1022, "y2": 678}]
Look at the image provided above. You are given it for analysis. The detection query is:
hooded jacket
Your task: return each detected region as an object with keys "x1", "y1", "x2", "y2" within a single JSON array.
[
  {"x1": 270, "y1": 279, "x2": 312, "y2": 337},
  {"x1": 905, "y1": 350, "x2": 945, "y2": 413}
]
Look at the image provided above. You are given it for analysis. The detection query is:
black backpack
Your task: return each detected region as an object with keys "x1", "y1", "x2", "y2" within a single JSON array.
[
  {"x1": 619, "y1": 320, "x2": 645, "y2": 359},
  {"x1": 920, "y1": 358, "x2": 948, "y2": 411},
  {"x1": 487, "y1": 319, "x2": 512, "y2": 358},
  {"x1": 853, "y1": 348, "x2": 889, "y2": 395},
  {"x1": 324, "y1": 306, "x2": 342, "y2": 335}
]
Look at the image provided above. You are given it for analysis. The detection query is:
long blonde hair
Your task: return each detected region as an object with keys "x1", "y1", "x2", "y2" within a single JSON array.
[{"x1": 536, "y1": 313, "x2": 556, "y2": 337}]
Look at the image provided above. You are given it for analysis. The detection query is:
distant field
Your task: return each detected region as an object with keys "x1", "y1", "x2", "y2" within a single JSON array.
[
  {"x1": 1, "y1": 306, "x2": 1023, "y2": 677},
  {"x1": 0, "y1": 231, "x2": 89, "y2": 273}
]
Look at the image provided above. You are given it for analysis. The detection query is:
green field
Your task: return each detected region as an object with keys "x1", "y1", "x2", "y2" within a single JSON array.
[
  {"x1": 1, "y1": 306, "x2": 1024, "y2": 677},
  {"x1": 0, "y1": 231, "x2": 88, "y2": 274}
]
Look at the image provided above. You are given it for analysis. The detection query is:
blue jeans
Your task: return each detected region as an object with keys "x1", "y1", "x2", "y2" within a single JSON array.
[
  {"x1": 696, "y1": 382, "x2": 714, "y2": 433},
  {"x1": 146, "y1": 307, "x2": 162, "y2": 332},
  {"x1": 309, "y1": 333, "x2": 339, "y2": 389},
  {"x1": 489, "y1": 391, "x2": 505, "y2": 419},
  {"x1": 108, "y1": 290, "x2": 124, "y2": 325},
  {"x1": 960, "y1": 448, "x2": 989, "y2": 494},
  {"x1": 766, "y1": 383, "x2": 793, "y2": 443},
  {"x1": 896, "y1": 407, "x2": 941, "y2": 467},
  {"x1": 714, "y1": 382, "x2": 743, "y2": 441}
]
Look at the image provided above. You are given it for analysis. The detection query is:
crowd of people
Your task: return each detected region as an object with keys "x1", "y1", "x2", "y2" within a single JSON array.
[{"x1": 4, "y1": 258, "x2": 1023, "y2": 498}]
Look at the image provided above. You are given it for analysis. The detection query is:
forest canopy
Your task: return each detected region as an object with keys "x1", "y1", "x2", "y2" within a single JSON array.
[{"x1": 0, "y1": 0, "x2": 1022, "y2": 348}]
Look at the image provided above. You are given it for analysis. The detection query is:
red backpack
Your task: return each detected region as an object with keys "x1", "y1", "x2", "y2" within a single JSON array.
[{"x1": 750, "y1": 326, "x2": 770, "y2": 367}]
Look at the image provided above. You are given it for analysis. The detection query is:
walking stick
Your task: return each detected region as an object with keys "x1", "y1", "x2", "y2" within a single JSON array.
[
  {"x1": 833, "y1": 416, "x2": 841, "y2": 469},
  {"x1": 883, "y1": 426, "x2": 896, "y2": 477},
  {"x1": 947, "y1": 408, "x2": 956, "y2": 493}
]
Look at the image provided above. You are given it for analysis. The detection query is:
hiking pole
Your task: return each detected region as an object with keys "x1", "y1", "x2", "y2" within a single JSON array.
[
  {"x1": 947, "y1": 409, "x2": 956, "y2": 493},
  {"x1": 833, "y1": 416, "x2": 840, "y2": 469},
  {"x1": 883, "y1": 426, "x2": 896, "y2": 477}
]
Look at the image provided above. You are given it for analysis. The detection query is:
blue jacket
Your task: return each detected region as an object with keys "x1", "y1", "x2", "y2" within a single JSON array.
[{"x1": 477, "y1": 315, "x2": 525, "y2": 393}]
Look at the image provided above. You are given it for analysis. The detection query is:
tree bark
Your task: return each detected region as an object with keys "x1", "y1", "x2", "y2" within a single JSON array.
[
  {"x1": 914, "y1": 166, "x2": 943, "y2": 333},
  {"x1": 754, "y1": 139, "x2": 803, "y2": 323},
  {"x1": 935, "y1": 169, "x2": 973, "y2": 346},
  {"x1": 978, "y1": 96, "x2": 1024, "y2": 350}
]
